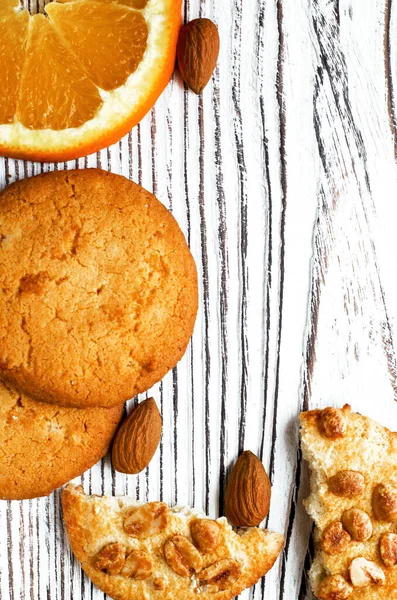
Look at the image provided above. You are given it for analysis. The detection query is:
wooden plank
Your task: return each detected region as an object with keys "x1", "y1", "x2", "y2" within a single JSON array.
[
  {"x1": 3, "y1": 0, "x2": 397, "y2": 599},
  {"x1": 3, "y1": 0, "x2": 298, "y2": 596},
  {"x1": 289, "y1": 1, "x2": 397, "y2": 598}
]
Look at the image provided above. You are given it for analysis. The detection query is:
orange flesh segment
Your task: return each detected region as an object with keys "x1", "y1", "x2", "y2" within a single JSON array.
[
  {"x1": 0, "y1": 0, "x2": 20, "y2": 12},
  {"x1": 117, "y1": 0, "x2": 149, "y2": 7},
  {"x1": 54, "y1": 0, "x2": 149, "y2": 4},
  {"x1": 68, "y1": 0, "x2": 150, "y2": 6},
  {"x1": 17, "y1": 14, "x2": 103, "y2": 130},
  {"x1": 98, "y1": 0, "x2": 149, "y2": 7},
  {"x1": 47, "y1": 0, "x2": 149, "y2": 91},
  {"x1": 0, "y1": 9, "x2": 29, "y2": 124}
]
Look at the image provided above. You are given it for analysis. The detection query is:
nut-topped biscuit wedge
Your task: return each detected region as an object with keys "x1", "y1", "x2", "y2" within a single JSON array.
[
  {"x1": 62, "y1": 484, "x2": 284, "y2": 600},
  {"x1": 300, "y1": 405, "x2": 397, "y2": 599}
]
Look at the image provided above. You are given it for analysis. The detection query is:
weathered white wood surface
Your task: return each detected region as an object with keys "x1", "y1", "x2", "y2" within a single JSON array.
[{"x1": 1, "y1": 0, "x2": 397, "y2": 599}]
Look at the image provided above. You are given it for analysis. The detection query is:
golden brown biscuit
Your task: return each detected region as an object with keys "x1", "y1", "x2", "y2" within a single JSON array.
[
  {"x1": 0, "y1": 381, "x2": 122, "y2": 500},
  {"x1": 0, "y1": 169, "x2": 198, "y2": 408},
  {"x1": 300, "y1": 405, "x2": 397, "y2": 599},
  {"x1": 62, "y1": 484, "x2": 284, "y2": 600}
]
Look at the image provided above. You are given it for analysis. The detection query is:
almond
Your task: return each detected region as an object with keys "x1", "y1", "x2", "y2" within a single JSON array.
[
  {"x1": 112, "y1": 398, "x2": 162, "y2": 474},
  {"x1": 225, "y1": 450, "x2": 271, "y2": 527},
  {"x1": 177, "y1": 18, "x2": 220, "y2": 94}
]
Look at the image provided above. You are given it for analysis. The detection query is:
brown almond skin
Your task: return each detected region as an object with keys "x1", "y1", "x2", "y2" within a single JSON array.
[
  {"x1": 177, "y1": 18, "x2": 220, "y2": 94},
  {"x1": 225, "y1": 450, "x2": 271, "y2": 527},
  {"x1": 112, "y1": 398, "x2": 162, "y2": 474}
]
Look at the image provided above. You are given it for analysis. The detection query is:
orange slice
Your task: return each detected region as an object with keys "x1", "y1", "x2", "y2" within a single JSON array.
[
  {"x1": 0, "y1": 4, "x2": 29, "y2": 124},
  {"x1": 0, "y1": 0, "x2": 181, "y2": 161}
]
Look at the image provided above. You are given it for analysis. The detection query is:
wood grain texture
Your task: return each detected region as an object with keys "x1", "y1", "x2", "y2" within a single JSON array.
[
  {"x1": 293, "y1": 0, "x2": 397, "y2": 598},
  {"x1": 2, "y1": 0, "x2": 397, "y2": 599}
]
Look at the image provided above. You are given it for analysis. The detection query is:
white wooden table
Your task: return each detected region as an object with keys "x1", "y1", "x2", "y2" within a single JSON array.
[{"x1": 2, "y1": 0, "x2": 397, "y2": 598}]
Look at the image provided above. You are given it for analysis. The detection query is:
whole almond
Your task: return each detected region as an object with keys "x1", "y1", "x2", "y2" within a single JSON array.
[
  {"x1": 177, "y1": 18, "x2": 220, "y2": 94},
  {"x1": 112, "y1": 398, "x2": 162, "y2": 474},
  {"x1": 225, "y1": 450, "x2": 271, "y2": 527}
]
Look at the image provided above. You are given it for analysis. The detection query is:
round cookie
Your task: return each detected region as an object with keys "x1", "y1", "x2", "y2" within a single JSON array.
[
  {"x1": 0, "y1": 381, "x2": 123, "y2": 500},
  {"x1": 0, "y1": 169, "x2": 198, "y2": 408}
]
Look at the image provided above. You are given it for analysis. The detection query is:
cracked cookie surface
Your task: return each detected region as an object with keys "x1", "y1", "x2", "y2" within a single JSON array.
[
  {"x1": 0, "y1": 169, "x2": 198, "y2": 408},
  {"x1": 0, "y1": 381, "x2": 122, "y2": 500}
]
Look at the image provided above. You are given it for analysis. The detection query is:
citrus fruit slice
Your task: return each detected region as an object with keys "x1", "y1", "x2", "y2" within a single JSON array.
[
  {"x1": 0, "y1": 4, "x2": 29, "y2": 125},
  {"x1": 0, "y1": 0, "x2": 181, "y2": 162}
]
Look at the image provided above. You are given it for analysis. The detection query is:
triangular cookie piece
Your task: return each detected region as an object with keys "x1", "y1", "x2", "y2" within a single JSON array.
[
  {"x1": 62, "y1": 484, "x2": 283, "y2": 599},
  {"x1": 300, "y1": 405, "x2": 397, "y2": 599}
]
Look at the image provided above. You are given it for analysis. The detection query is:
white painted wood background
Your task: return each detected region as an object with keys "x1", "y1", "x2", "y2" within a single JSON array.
[{"x1": 2, "y1": 0, "x2": 397, "y2": 598}]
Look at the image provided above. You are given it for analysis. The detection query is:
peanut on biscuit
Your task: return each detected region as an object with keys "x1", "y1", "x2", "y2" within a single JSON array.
[
  {"x1": 300, "y1": 405, "x2": 397, "y2": 600},
  {"x1": 62, "y1": 484, "x2": 284, "y2": 600}
]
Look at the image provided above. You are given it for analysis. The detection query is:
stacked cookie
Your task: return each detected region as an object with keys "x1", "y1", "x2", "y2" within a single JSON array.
[{"x1": 0, "y1": 169, "x2": 198, "y2": 500}]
